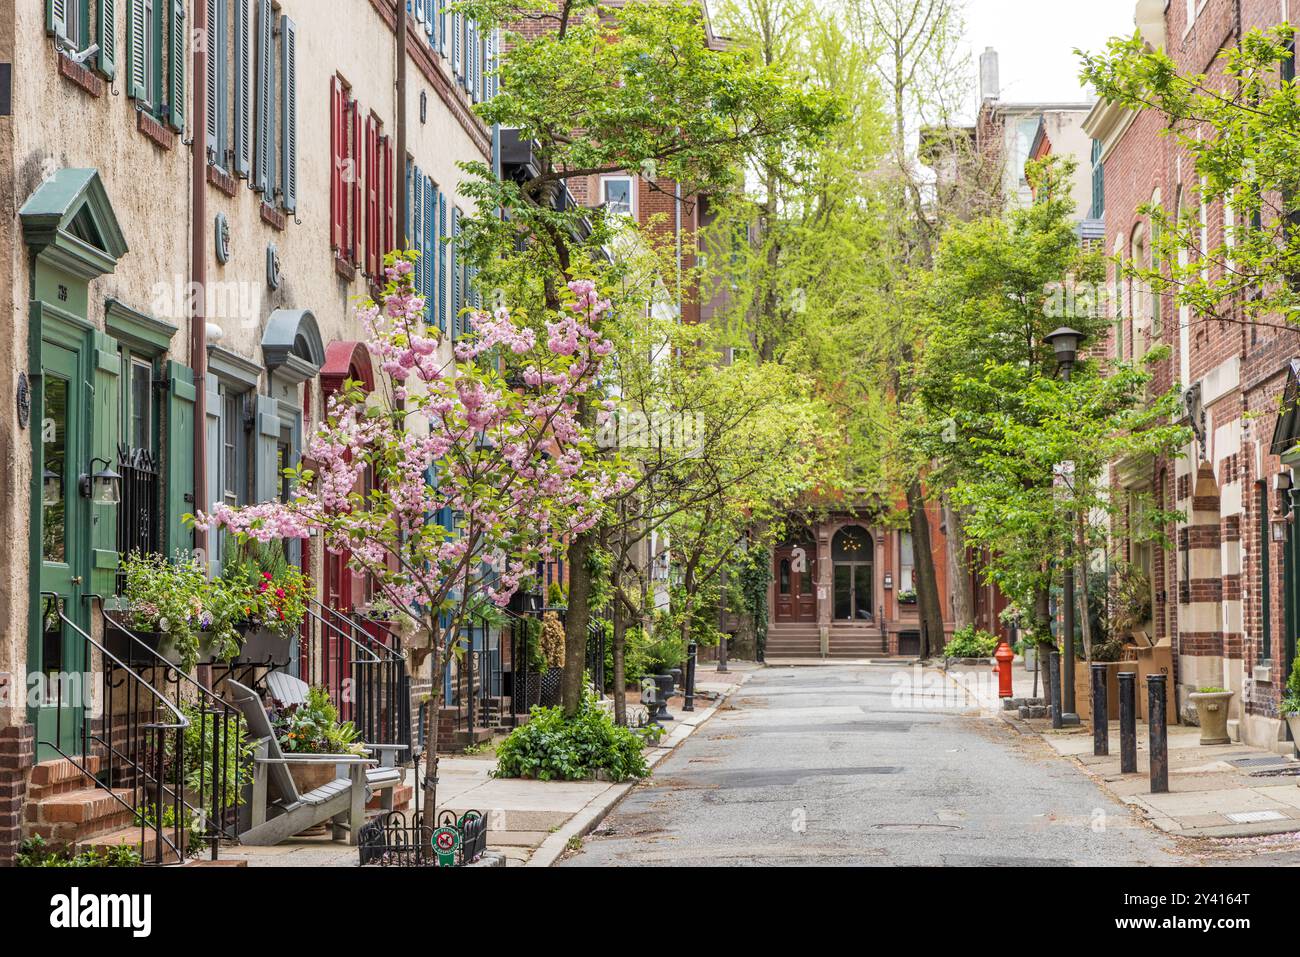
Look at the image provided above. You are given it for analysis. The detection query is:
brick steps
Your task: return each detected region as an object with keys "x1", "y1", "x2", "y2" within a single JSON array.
[
  {"x1": 24, "y1": 758, "x2": 143, "y2": 850},
  {"x1": 78, "y1": 825, "x2": 183, "y2": 865}
]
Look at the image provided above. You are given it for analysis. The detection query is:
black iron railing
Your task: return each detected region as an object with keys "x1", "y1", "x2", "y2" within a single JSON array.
[
  {"x1": 96, "y1": 599, "x2": 245, "y2": 861},
  {"x1": 37, "y1": 593, "x2": 189, "y2": 865}
]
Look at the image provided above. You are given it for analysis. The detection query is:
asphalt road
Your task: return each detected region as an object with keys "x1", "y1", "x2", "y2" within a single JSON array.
[{"x1": 561, "y1": 662, "x2": 1189, "y2": 866}]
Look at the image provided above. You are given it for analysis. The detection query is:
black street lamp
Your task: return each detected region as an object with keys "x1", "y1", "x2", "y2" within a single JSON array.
[{"x1": 1044, "y1": 327, "x2": 1085, "y2": 727}]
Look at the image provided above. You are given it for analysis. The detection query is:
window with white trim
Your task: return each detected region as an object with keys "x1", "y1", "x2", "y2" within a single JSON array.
[{"x1": 602, "y1": 176, "x2": 634, "y2": 217}]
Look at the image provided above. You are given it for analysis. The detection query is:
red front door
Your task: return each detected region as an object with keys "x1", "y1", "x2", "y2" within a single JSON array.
[{"x1": 774, "y1": 546, "x2": 817, "y2": 622}]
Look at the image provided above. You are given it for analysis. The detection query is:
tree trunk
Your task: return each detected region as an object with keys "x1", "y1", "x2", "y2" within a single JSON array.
[
  {"x1": 420, "y1": 639, "x2": 444, "y2": 825},
  {"x1": 611, "y1": 587, "x2": 627, "y2": 726},
  {"x1": 943, "y1": 495, "x2": 974, "y2": 631},
  {"x1": 561, "y1": 531, "x2": 593, "y2": 717},
  {"x1": 1034, "y1": 584, "x2": 1052, "y2": 706},
  {"x1": 908, "y1": 479, "x2": 945, "y2": 659},
  {"x1": 1076, "y1": 512, "x2": 1093, "y2": 659}
]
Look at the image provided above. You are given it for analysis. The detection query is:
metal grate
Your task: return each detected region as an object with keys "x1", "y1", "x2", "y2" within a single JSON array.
[{"x1": 116, "y1": 444, "x2": 160, "y2": 590}]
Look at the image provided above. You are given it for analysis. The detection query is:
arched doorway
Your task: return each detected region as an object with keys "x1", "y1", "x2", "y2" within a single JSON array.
[
  {"x1": 774, "y1": 532, "x2": 816, "y2": 623},
  {"x1": 832, "y1": 525, "x2": 873, "y2": 621}
]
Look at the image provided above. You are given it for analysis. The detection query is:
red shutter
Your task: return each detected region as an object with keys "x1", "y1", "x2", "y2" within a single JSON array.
[
  {"x1": 330, "y1": 77, "x2": 343, "y2": 252},
  {"x1": 366, "y1": 115, "x2": 378, "y2": 277},
  {"x1": 383, "y1": 135, "x2": 395, "y2": 257},
  {"x1": 350, "y1": 100, "x2": 362, "y2": 266}
]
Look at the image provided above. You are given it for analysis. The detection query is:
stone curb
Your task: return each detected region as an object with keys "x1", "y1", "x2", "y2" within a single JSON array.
[{"x1": 524, "y1": 672, "x2": 753, "y2": 867}]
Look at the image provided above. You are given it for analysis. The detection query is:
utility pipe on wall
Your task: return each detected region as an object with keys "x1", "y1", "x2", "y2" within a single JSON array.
[{"x1": 191, "y1": 0, "x2": 209, "y2": 560}]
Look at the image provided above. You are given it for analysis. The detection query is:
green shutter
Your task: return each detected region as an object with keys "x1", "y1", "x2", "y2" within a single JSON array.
[
  {"x1": 163, "y1": 361, "x2": 195, "y2": 559},
  {"x1": 126, "y1": 0, "x2": 145, "y2": 100},
  {"x1": 233, "y1": 0, "x2": 251, "y2": 177},
  {"x1": 97, "y1": 0, "x2": 116, "y2": 79},
  {"x1": 253, "y1": 394, "x2": 280, "y2": 503},
  {"x1": 46, "y1": 0, "x2": 68, "y2": 38},
  {"x1": 167, "y1": 0, "x2": 185, "y2": 131},
  {"x1": 280, "y1": 15, "x2": 297, "y2": 213},
  {"x1": 90, "y1": 333, "x2": 122, "y2": 596}
]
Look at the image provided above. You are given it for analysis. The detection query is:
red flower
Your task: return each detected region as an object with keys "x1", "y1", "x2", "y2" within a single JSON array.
[
  {"x1": 275, "y1": 588, "x2": 285, "y2": 598},
  {"x1": 263, "y1": 572, "x2": 273, "y2": 580}
]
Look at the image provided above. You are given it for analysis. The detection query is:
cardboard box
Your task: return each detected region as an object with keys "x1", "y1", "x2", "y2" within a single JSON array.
[
  {"x1": 1072, "y1": 660, "x2": 1132, "y2": 722},
  {"x1": 1134, "y1": 641, "x2": 1176, "y2": 725}
]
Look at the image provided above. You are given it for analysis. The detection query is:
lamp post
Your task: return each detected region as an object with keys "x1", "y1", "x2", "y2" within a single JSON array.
[{"x1": 1044, "y1": 327, "x2": 1085, "y2": 727}]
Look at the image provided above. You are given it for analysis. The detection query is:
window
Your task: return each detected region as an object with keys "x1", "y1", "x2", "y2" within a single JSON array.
[
  {"x1": 50, "y1": 0, "x2": 88, "y2": 48},
  {"x1": 1089, "y1": 138, "x2": 1104, "y2": 220},
  {"x1": 117, "y1": 353, "x2": 161, "y2": 582},
  {"x1": 252, "y1": 1, "x2": 297, "y2": 211},
  {"x1": 221, "y1": 388, "x2": 246, "y2": 508},
  {"x1": 408, "y1": 166, "x2": 443, "y2": 328},
  {"x1": 126, "y1": 0, "x2": 184, "y2": 131},
  {"x1": 330, "y1": 75, "x2": 362, "y2": 263},
  {"x1": 602, "y1": 176, "x2": 634, "y2": 217},
  {"x1": 898, "y1": 532, "x2": 915, "y2": 593}
]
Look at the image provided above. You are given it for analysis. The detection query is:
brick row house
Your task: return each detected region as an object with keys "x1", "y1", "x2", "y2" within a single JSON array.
[
  {"x1": 0, "y1": 0, "x2": 498, "y2": 864},
  {"x1": 1084, "y1": 0, "x2": 1300, "y2": 750}
]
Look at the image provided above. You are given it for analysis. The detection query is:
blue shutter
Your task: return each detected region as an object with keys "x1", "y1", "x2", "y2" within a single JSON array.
[
  {"x1": 424, "y1": 179, "x2": 437, "y2": 325},
  {"x1": 437, "y1": 192, "x2": 447, "y2": 331},
  {"x1": 232, "y1": 0, "x2": 251, "y2": 177},
  {"x1": 451, "y1": 207, "x2": 461, "y2": 339},
  {"x1": 426, "y1": 0, "x2": 436, "y2": 47},
  {"x1": 280, "y1": 14, "x2": 298, "y2": 212},
  {"x1": 452, "y1": 10, "x2": 461, "y2": 81}
]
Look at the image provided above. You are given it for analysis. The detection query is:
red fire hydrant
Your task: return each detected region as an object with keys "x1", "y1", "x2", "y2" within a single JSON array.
[{"x1": 993, "y1": 641, "x2": 1015, "y2": 698}]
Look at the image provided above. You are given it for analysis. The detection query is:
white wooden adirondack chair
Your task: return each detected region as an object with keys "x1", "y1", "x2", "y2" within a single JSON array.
[{"x1": 226, "y1": 680, "x2": 405, "y2": 846}]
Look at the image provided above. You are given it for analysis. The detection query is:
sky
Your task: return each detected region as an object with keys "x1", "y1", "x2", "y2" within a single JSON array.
[{"x1": 958, "y1": 0, "x2": 1141, "y2": 117}]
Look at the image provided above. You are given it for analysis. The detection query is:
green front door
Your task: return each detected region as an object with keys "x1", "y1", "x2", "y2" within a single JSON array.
[{"x1": 34, "y1": 341, "x2": 89, "y2": 761}]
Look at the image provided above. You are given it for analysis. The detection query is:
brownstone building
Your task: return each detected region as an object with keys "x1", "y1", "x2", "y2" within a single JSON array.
[{"x1": 1085, "y1": 0, "x2": 1299, "y2": 750}]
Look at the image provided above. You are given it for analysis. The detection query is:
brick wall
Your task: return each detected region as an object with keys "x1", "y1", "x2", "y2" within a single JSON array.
[
  {"x1": 0, "y1": 724, "x2": 35, "y2": 867},
  {"x1": 1101, "y1": 0, "x2": 1298, "y2": 728}
]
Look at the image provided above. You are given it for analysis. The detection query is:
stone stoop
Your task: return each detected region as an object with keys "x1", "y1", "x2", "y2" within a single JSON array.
[
  {"x1": 23, "y1": 756, "x2": 139, "y2": 850},
  {"x1": 77, "y1": 824, "x2": 183, "y2": 865}
]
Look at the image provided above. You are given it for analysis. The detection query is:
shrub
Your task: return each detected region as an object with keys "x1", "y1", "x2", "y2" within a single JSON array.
[
  {"x1": 943, "y1": 625, "x2": 999, "y2": 659},
  {"x1": 1090, "y1": 638, "x2": 1126, "y2": 662},
  {"x1": 1283, "y1": 657, "x2": 1300, "y2": 715},
  {"x1": 493, "y1": 691, "x2": 649, "y2": 782},
  {"x1": 539, "y1": 611, "x2": 566, "y2": 669},
  {"x1": 17, "y1": 834, "x2": 140, "y2": 867}
]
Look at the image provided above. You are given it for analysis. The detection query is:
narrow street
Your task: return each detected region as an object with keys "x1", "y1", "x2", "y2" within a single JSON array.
[{"x1": 562, "y1": 663, "x2": 1189, "y2": 866}]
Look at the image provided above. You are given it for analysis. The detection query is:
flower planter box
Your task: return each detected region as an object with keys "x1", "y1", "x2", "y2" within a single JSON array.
[
  {"x1": 231, "y1": 627, "x2": 292, "y2": 667},
  {"x1": 1286, "y1": 713, "x2": 1300, "y2": 758},
  {"x1": 104, "y1": 618, "x2": 218, "y2": 669}
]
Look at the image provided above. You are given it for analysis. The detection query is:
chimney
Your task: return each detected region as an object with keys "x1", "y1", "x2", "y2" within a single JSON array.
[{"x1": 979, "y1": 47, "x2": 1000, "y2": 103}]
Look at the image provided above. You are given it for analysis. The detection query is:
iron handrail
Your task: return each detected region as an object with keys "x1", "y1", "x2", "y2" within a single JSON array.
[
  {"x1": 38, "y1": 592, "x2": 189, "y2": 864},
  {"x1": 309, "y1": 597, "x2": 405, "y2": 662},
  {"x1": 303, "y1": 602, "x2": 384, "y2": 665},
  {"x1": 94, "y1": 597, "x2": 244, "y2": 856}
]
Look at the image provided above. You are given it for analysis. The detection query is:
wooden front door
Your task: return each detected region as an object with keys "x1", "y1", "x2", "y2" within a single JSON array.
[{"x1": 774, "y1": 546, "x2": 817, "y2": 622}]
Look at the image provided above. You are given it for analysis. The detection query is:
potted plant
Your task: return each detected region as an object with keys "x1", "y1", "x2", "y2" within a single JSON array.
[
  {"x1": 270, "y1": 686, "x2": 367, "y2": 793},
  {"x1": 115, "y1": 552, "x2": 222, "y2": 671},
  {"x1": 895, "y1": 588, "x2": 917, "y2": 605},
  {"x1": 219, "y1": 542, "x2": 309, "y2": 665},
  {"x1": 1189, "y1": 686, "x2": 1234, "y2": 745},
  {"x1": 523, "y1": 610, "x2": 566, "y2": 707},
  {"x1": 941, "y1": 625, "x2": 999, "y2": 664},
  {"x1": 1280, "y1": 658, "x2": 1300, "y2": 752}
]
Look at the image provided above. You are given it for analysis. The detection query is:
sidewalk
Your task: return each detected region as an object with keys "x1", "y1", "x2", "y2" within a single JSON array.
[
  {"x1": 221, "y1": 662, "x2": 756, "y2": 867},
  {"x1": 939, "y1": 658, "x2": 1300, "y2": 839}
]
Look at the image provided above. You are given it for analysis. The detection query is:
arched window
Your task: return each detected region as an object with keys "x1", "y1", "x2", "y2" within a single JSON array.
[{"x1": 832, "y1": 525, "x2": 874, "y2": 621}]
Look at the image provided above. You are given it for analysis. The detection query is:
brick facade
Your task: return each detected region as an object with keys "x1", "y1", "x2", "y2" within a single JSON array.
[
  {"x1": 1091, "y1": 0, "x2": 1298, "y2": 748},
  {"x1": 0, "y1": 724, "x2": 35, "y2": 867}
]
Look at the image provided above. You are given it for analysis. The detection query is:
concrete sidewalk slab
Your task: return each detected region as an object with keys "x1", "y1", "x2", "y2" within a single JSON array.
[{"x1": 935, "y1": 662, "x2": 1300, "y2": 839}]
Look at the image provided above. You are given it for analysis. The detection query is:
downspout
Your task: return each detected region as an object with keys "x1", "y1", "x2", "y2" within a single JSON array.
[
  {"x1": 191, "y1": 0, "x2": 209, "y2": 558},
  {"x1": 396, "y1": 0, "x2": 407, "y2": 247}
]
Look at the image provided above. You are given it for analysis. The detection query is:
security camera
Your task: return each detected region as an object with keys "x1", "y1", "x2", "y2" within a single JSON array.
[{"x1": 66, "y1": 43, "x2": 99, "y2": 65}]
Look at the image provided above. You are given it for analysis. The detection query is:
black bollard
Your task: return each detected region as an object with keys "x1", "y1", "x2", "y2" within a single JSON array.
[
  {"x1": 1118, "y1": 670, "x2": 1137, "y2": 773},
  {"x1": 1048, "y1": 650, "x2": 1063, "y2": 729},
  {"x1": 683, "y1": 641, "x2": 697, "y2": 712},
  {"x1": 1147, "y1": 674, "x2": 1169, "y2": 793},
  {"x1": 1091, "y1": 663, "x2": 1109, "y2": 756}
]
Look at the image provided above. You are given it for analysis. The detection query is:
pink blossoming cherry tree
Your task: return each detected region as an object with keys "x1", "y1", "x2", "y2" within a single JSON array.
[{"x1": 195, "y1": 251, "x2": 629, "y2": 814}]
